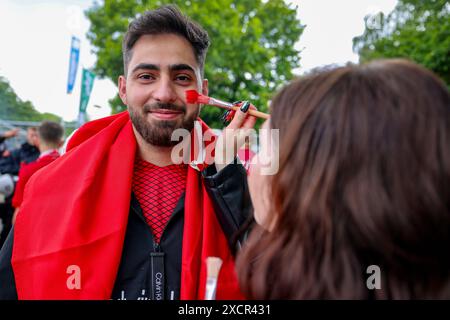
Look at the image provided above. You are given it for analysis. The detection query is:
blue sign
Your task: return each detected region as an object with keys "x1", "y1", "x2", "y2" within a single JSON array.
[{"x1": 67, "y1": 36, "x2": 80, "y2": 94}]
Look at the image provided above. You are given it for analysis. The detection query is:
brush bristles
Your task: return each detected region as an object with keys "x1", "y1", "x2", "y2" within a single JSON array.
[
  {"x1": 206, "y1": 257, "x2": 223, "y2": 279},
  {"x1": 185, "y1": 90, "x2": 210, "y2": 104}
]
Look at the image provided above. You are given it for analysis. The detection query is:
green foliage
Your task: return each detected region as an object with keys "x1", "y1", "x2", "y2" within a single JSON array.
[
  {"x1": 0, "y1": 76, "x2": 62, "y2": 122},
  {"x1": 353, "y1": 0, "x2": 450, "y2": 88},
  {"x1": 85, "y1": 0, "x2": 304, "y2": 128}
]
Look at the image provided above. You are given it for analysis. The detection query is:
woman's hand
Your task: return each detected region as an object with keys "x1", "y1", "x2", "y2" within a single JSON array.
[{"x1": 214, "y1": 102, "x2": 257, "y2": 172}]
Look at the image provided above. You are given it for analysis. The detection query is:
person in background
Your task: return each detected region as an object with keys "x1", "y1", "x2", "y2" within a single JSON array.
[
  {"x1": 0, "y1": 128, "x2": 19, "y2": 141},
  {"x1": 236, "y1": 59, "x2": 450, "y2": 299},
  {"x1": 0, "y1": 127, "x2": 37, "y2": 247},
  {"x1": 0, "y1": 128, "x2": 20, "y2": 157},
  {"x1": 11, "y1": 121, "x2": 64, "y2": 224},
  {"x1": 0, "y1": 127, "x2": 39, "y2": 175}
]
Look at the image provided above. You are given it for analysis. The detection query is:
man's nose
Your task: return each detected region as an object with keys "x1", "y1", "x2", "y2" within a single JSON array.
[{"x1": 152, "y1": 78, "x2": 177, "y2": 103}]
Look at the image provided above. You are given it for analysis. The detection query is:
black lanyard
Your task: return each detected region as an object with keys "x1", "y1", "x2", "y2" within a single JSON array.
[{"x1": 150, "y1": 244, "x2": 165, "y2": 300}]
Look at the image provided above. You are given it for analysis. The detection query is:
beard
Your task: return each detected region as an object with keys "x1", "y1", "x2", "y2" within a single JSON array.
[{"x1": 129, "y1": 102, "x2": 198, "y2": 147}]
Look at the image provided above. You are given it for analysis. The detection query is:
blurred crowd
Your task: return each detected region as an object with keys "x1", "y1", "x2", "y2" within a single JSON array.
[{"x1": 0, "y1": 122, "x2": 63, "y2": 246}]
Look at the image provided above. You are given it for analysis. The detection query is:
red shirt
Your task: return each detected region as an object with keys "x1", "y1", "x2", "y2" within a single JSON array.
[
  {"x1": 132, "y1": 157, "x2": 187, "y2": 243},
  {"x1": 12, "y1": 150, "x2": 60, "y2": 208}
]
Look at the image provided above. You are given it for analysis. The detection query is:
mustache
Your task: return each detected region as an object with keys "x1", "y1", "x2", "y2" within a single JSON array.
[{"x1": 143, "y1": 102, "x2": 186, "y2": 113}]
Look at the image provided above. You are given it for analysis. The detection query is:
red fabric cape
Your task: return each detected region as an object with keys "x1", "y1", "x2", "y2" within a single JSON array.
[{"x1": 11, "y1": 111, "x2": 244, "y2": 300}]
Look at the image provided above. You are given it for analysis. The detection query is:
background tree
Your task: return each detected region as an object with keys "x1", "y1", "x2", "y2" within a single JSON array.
[
  {"x1": 353, "y1": 0, "x2": 450, "y2": 89},
  {"x1": 0, "y1": 76, "x2": 61, "y2": 122},
  {"x1": 86, "y1": 0, "x2": 304, "y2": 127}
]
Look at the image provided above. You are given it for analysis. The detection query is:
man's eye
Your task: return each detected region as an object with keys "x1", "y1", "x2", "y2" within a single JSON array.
[
  {"x1": 175, "y1": 75, "x2": 191, "y2": 82},
  {"x1": 138, "y1": 74, "x2": 154, "y2": 80}
]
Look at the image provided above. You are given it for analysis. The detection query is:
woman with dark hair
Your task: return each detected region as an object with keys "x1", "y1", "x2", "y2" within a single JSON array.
[{"x1": 236, "y1": 59, "x2": 450, "y2": 299}]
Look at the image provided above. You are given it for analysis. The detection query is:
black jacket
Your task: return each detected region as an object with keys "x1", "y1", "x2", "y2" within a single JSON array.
[
  {"x1": 0, "y1": 142, "x2": 39, "y2": 175},
  {"x1": 0, "y1": 162, "x2": 252, "y2": 300}
]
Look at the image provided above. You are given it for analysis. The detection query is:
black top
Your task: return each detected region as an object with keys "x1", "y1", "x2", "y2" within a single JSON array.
[{"x1": 0, "y1": 142, "x2": 39, "y2": 175}]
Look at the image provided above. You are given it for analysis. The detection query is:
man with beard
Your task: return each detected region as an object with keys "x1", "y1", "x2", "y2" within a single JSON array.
[{"x1": 0, "y1": 5, "x2": 254, "y2": 300}]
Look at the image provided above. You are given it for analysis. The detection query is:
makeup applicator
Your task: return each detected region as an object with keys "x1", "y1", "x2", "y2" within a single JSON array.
[
  {"x1": 205, "y1": 257, "x2": 223, "y2": 300},
  {"x1": 185, "y1": 90, "x2": 269, "y2": 120}
]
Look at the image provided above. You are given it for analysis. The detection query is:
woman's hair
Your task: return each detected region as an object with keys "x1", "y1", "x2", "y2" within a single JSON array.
[{"x1": 236, "y1": 59, "x2": 450, "y2": 299}]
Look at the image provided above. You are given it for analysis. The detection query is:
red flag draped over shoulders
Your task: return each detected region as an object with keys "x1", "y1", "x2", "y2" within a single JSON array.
[{"x1": 11, "y1": 111, "x2": 243, "y2": 300}]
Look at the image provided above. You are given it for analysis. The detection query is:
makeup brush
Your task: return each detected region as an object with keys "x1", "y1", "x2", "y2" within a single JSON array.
[
  {"x1": 185, "y1": 90, "x2": 270, "y2": 120},
  {"x1": 205, "y1": 257, "x2": 223, "y2": 300}
]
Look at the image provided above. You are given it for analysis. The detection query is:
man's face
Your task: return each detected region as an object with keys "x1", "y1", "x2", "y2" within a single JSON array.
[
  {"x1": 118, "y1": 33, "x2": 208, "y2": 147},
  {"x1": 26, "y1": 129, "x2": 38, "y2": 146}
]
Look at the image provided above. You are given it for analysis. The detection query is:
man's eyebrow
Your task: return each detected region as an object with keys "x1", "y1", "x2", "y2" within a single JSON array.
[
  {"x1": 170, "y1": 64, "x2": 195, "y2": 73},
  {"x1": 131, "y1": 63, "x2": 159, "y2": 73}
]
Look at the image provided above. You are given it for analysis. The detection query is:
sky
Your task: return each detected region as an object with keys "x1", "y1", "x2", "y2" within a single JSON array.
[{"x1": 0, "y1": 0, "x2": 397, "y2": 122}]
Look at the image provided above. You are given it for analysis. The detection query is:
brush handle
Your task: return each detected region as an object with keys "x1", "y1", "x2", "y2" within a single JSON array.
[
  {"x1": 205, "y1": 278, "x2": 218, "y2": 300},
  {"x1": 230, "y1": 105, "x2": 270, "y2": 120},
  {"x1": 207, "y1": 98, "x2": 270, "y2": 120}
]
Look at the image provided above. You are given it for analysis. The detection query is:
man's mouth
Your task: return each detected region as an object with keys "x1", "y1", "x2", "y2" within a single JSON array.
[{"x1": 148, "y1": 109, "x2": 184, "y2": 120}]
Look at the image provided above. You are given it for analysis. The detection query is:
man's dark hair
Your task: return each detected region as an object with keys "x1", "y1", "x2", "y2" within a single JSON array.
[
  {"x1": 38, "y1": 121, "x2": 64, "y2": 147},
  {"x1": 122, "y1": 5, "x2": 210, "y2": 76}
]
